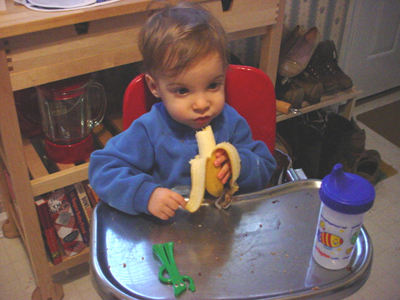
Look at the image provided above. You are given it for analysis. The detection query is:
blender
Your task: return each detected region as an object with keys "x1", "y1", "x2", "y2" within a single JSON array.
[{"x1": 36, "y1": 74, "x2": 107, "y2": 164}]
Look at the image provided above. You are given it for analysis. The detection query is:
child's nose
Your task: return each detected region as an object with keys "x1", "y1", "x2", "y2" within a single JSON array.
[{"x1": 193, "y1": 94, "x2": 210, "y2": 111}]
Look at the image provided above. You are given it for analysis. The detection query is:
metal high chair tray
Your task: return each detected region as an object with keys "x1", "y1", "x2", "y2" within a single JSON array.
[{"x1": 90, "y1": 180, "x2": 373, "y2": 300}]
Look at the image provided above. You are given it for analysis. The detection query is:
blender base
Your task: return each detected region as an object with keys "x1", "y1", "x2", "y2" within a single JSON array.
[{"x1": 45, "y1": 134, "x2": 94, "y2": 164}]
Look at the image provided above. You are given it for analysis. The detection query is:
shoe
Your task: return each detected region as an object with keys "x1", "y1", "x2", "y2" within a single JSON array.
[
  {"x1": 337, "y1": 118, "x2": 366, "y2": 172},
  {"x1": 279, "y1": 25, "x2": 303, "y2": 65},
  {"x1": 347, "y1": 119, "x2": 366, "y2": 153},
  {"x1": 275, "y1": 75, "x2": 304, "y2": 109},
  {"x1": 352, "y1": 150, "x2": 381, "y2": 185},
  {"x1": 293, "y1": 72, "x2": 323, "y2": 104},
  {"x1": 318, "y1": 113, "x2": 355, "y2": 178},
  {"x1": 276, "y1": 117, "x2": 301, "y2": 161},
  {"x1": 279, "y1": 27, "x2": 321, "y2": 78},
  {"x1": 303, "y1": 109, "x2": 327, "y2": 134},
  {"x1": 318, "y1": 40, "x2": 353, "y2": 91},
  {"x1": 305, "y1": 44, "x2": 341, "y2": 95},
  {"x1": 293, "y1": 122, "x2": 324, "y2": 179}
]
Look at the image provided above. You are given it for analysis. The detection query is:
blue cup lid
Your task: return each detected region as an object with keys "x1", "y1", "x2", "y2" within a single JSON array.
[{"x1": 319, "y1": 164, "x2": 375, "y2": 214}]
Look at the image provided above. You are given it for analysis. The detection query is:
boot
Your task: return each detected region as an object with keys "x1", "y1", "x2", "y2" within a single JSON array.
[
  {"x1": 339, "y1": 119, "x2": 366, "y2": 172},
  {"x1": 318, "y1": 113, "x2": 355, "y2": 178},
  {"x1": 293, "y1": 122, "x2": 324, "y2": 179},
  {"x1": 318, "y1": 40, "x2": 353, "y2": 91},
  {"x1": 293, "y1": 72, "x2": 323, "y2": 104},
  {"x1": 275, "y1": 74, "x2": 304, "y2": 109},
  {"x1": 347, "y1": 119, "x2": 366, "y2": 153},
  {"x1": 305, "y1": 43, "x2": 341, "y2": 95},
  {"x1": 276, "y1": 117, "x2": 302, "y2": 163}
]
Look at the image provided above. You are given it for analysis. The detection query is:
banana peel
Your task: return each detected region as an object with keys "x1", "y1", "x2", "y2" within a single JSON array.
[{"x1": 186, "y1": 126, "x2": 241, "y2": 213}]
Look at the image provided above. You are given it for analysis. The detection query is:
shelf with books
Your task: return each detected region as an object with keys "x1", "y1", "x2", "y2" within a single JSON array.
[
  {"x1": 20, "y1": 115, "x2": 120, "y2": 269},
  {"x1": 38, "y1": 183, "x2": 94, "y2": 275},
  {"x1": 48, "y1": 247, "x2": 91, "y2": 275},
  {"x1": 32, "y1": 182, "x2": 99, "y2": 273}
]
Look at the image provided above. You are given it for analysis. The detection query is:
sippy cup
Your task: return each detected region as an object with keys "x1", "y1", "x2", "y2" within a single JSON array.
[{"x1": 312, "y1": 163, "x2": 375, "y2": 270}]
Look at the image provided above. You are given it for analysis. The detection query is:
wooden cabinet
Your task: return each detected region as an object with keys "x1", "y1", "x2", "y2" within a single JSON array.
[{"x1": 0, "y1": 0, "x2": 286, "y2": 299}]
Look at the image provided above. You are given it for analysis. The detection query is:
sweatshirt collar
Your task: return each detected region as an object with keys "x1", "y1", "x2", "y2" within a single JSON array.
[{"x1": 156, "y1": 102, "x2": 196, "y2": 133}]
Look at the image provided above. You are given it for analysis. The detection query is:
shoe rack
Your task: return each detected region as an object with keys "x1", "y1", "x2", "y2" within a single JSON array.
[
  {"x1": 276, "y1": 88, "x2": 361, "y2": 122},
  {"x1": 0, "y1": 0, "x2": 286, "y2": 299}
]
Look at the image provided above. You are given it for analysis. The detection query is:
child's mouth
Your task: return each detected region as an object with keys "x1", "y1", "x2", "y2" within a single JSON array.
[{"x1": 195, "y1": 116, "x2": 210, "y2": 124}]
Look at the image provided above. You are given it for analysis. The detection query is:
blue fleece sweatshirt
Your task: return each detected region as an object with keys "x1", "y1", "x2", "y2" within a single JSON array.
[{"x1": 88, "y1": 102, "x2": 276, "y2": 215}]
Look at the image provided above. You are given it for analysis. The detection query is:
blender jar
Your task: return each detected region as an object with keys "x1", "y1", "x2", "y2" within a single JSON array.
[{"x1": 36, "y1": 74, "x2": 107, "y2": 164}]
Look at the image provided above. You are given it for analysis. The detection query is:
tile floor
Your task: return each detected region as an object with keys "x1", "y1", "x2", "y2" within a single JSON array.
[{"x1": 0, "y1": 88, "x2": 399, "y2": 300}]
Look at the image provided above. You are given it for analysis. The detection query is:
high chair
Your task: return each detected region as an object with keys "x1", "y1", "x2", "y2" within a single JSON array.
[
  {"x1": 90, "y1": 65, "x2": 373, "y2": 300},
  {"x1": 122, "y1": 64, "x2": 276, "y2": 154},
  {"x1": 91, "y1": 65, "x2": 279, "y2": 298}
]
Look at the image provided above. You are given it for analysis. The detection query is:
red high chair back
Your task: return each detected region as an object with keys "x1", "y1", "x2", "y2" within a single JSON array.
[{"x1": 123, "y1": 65, "x2": 276, "y2": 153}]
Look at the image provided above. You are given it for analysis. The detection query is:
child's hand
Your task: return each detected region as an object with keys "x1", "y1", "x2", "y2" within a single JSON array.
[
  {"x1": 148, "y1": 187, "x2": 187, "y2": 220},
  {"x1": 213, "y1": 149, "x2": 232, "y2": 184}
]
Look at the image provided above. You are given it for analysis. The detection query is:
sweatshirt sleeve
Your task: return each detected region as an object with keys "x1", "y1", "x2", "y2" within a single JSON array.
[
  {"x1": 217, "y1": 106, "x2": 277, "y2": 193},
  {"x1": 88, "y1": 121, "x2": 161, "y2": 215}
]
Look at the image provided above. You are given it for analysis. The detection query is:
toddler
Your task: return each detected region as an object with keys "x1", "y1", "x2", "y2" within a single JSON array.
[{"x1": 89, "y1": 1, "x2": 276, "y2": 220}]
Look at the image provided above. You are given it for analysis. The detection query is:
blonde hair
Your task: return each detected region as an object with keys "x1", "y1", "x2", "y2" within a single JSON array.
[{"x1": 138, "y1": 1, "x2": 228, "y2": 78}]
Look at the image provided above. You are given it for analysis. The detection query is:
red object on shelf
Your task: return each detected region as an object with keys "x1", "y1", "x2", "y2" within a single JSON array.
[
  {"x1": 36, "y1": 75, "x2": 106, "y2": 164},
  {"x1": 44, "y1": 134, "x2": 94, "y2": 164},
  {"x1": 35, "y1": 198, "x2": 63, "y2": 265}
]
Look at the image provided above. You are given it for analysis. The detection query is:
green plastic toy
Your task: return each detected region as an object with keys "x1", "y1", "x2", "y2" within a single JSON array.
[{"x1": 152, "y1": 242, "x2": 196, "y2": 297}]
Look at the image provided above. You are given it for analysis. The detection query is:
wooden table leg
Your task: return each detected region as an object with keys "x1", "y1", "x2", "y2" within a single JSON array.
[
  {"x1": 0, "y1": 158, "x2": 20, "y2": 238},
  {"x1": 0, "y1": 45, "x2": 64, "y2": 300}
]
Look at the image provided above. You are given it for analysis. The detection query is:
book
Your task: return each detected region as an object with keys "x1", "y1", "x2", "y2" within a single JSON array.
[
  {"x1": 35, "y1": 197, "x2": 63, "y2": 265},
  {"x1": 65, "y1": 185, "x2": 90, "y2": 245},
  {"x1": 74, "y1": 182, "x2": 92, "y2": 222},
  {"x1": 46, "y1": 188, "x2": 85, "y2": 257},
  {"x1": 82, "y1": 180, "x2": 100, "y2": 208}
]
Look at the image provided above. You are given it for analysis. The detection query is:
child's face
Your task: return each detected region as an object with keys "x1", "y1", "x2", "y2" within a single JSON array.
[{"x1": 146, "y1": 53, "x2": 226, "y2": 130}]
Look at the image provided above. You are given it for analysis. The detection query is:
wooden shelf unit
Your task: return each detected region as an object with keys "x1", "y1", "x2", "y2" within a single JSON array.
[
  {"x1": 0, "y1": 1, "x2": 286, "y2": 299},
  {"x1": 276, "y1": 89, "x2": 361, "y2": 122}
]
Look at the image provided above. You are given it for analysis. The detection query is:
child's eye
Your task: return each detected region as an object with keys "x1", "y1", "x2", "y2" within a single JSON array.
[
  {"x1": 175, "y1": 87, "x2": 189, "y2": 95},
  {"x1": 208, "y1": 82, "x2": 222, "y2": 90}
]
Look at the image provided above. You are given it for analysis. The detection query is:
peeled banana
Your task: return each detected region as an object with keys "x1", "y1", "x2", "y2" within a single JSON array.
[{"x1": 186, "y1": 126, "x2": 241, "y2": 213}]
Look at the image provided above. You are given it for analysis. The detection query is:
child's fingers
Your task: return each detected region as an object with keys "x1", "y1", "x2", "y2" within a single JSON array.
[
  {"x1": 219, "y1": 170, "x2": 231, "y2": 184},
  {"x1": 148, "y1": 188, "x2": 186, "y2": 220},
  {"x1": 170, "y1": 191, "x2": 187, "y2": 208},
  {"x1": 213, "y1": 149, "x2": 228, "y2": 166},
  {"x1": 159, "y1": 196, "x2": 185, "y2": 220},
  {"x1": 218, "y1": 161, "x2": 231, "y2": 184},
  {"x1": 157, "y1": 211, "x2": 171, "y2": 220},
  {"x1": 162, "y1": 205, "x2": 176, "y2": 218}
]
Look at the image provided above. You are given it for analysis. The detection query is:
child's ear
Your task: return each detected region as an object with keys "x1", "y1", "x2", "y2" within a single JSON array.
[{"x1": 145, "y1": 74, "x2": 160, "y2": 98}]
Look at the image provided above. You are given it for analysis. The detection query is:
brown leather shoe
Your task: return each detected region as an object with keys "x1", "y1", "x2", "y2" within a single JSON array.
[
  {"x1": 293, "y1": 72, "x2": 323, "y2": 104},
  {"x1": 279, "y1": 25, "x2": 303, "y2": 65},
  {"x1": 352, "y1": 150, "x2": 381, "y2": 185},
  {"x1": 275, "y1": 75, "x2": 304, "y2": 109},
  {"x1": 279, "y1": 27, "x2": 321, "y2": 78},
  {"x1": 305, "y1": 44, "x2": 341, "y2": 95},
  {"x1": 318, "y1": 40, "x2": 353, "y2": 91}
]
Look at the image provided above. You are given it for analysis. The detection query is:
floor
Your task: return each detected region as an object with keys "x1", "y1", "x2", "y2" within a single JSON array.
[{"x1": 0, "y1": 88, "x2": 400, "y2": 300}]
